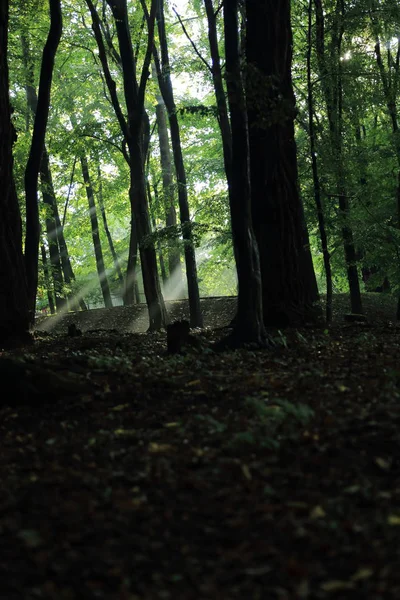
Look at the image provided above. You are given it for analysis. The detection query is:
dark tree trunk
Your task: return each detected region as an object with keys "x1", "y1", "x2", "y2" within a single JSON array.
[
  {"x1": 223, "y1": 0, "x2": 265, "y2": 345},
  {"x1": 21, "y1": 33, "x2": 67, "y2": 312},
  {"x1": 123, "y1": 219, "x2": 140, "y2": 306},
  {"x1": 0, "y1": 0, "x2": 31, "y2": 344},
  {"x1": 40, "y1": 149, "x2": 66, "y2": 311},
  {"x1": 204, "y1": 0, "x2": 232, "y2": 182},
  {"x1": 307, "y1": 0, "x2": 332, "y2": 322},
  {"x1": 246, "y1": 0, "x2": 319, "y2": 327},
  {"x1": 89, "y1": 0, "x2": 167, "y2": 329},
  {"x1": 79, "y1": 154, "x2": 113, "y2": 309},
  {"x1": 24, "y1": 0, "x2": 62, "y2": 322},
  {"x1": 152, "y1": 0, "x2": 203, "y2": 327}
]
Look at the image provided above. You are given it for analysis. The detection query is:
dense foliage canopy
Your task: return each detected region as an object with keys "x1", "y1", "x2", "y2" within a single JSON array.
[{"x1": 3, "y1": 0, "x2": 400, "y2": 327}]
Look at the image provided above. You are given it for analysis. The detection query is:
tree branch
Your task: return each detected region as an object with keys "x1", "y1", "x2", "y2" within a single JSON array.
[
  {"x1": 85, "y1": 0, "x2": 129, "y2": 140},
  {"x1": 173, "y1": 7, "x2": 212, "y2": 74}
]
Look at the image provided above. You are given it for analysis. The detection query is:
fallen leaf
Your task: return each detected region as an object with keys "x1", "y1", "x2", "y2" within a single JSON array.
[
  {"x1": 351, "y1": 567, "x2": 374, "y2": 581},
  {"x1": 241, "y1": 464, "x2": 252, "y2": 480},
  {"x1": 387, "y1": 514, "x2": 400, "y2": 526},
  {"x1": 375, "y1": 457, "x2": 391, "y2": 471},
  {"x1": 148, "y1": 442, "x2": 173, "y2": 453},
  {"x1": 310, "y1": 505, "x2": 326, "y2": 519},
  {"x1": 320, "y1": 580, "x2": 354, "y2": 592}
]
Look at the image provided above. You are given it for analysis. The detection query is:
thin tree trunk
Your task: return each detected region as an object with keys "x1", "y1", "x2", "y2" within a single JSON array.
[
  {"x1": 40, "y1": 149, "x2": 65, "y2": 311},
  {"x1": 147, "y1": 180, "x2": 168, "y2": 285},
  {"x1": 151, "y1": 0, "x2": 203, "y2": 327},
  {"x1": 204, "y1": 0, "x2": 232, "y2": 181},
  {"x1": 370, "y1": 10, "x2": 400, "y2": 317},
  {"x1": 97, "y1": 161, "x2": 125, "y2": 289},
  {"x1": 307, "y1": 0, "x2": 332, "y2": 322},
  {"x1": 24, "y1": 0, "x2": 62, "y2": 322},
  {"x1": 40, "y1": 243, "x2": 56, "y2": 314},
  {"x1": 152, "y1": 63, "x2": 182, "y2": 284},
  {"x1": 0, "y1": 0, "x2": 30, "y2": 344},
  {"x1": 41, "y1": 148, "x2": 86, "y2": 311},
  {"x1": 79, "y1": 153, "x2": 113, "y2": 309},
  {"x1": 314, "y1": 0, "x2": 362, "y2": 315}
]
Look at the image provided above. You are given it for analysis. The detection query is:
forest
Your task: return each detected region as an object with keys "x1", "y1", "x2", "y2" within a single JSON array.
[{"x1": 1, "y1": 0, "x2": 400, "y2": 598}]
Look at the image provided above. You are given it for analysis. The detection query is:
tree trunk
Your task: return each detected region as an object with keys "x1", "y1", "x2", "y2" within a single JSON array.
[
  {"x1": 123, "y1": 219, "x2": 140, "y2": 306},
  {"x1": 307, "y1": 0, "x2": 332, "y2": 322},
  {"x1": 24, "y1": 0, "x2": 62, "y2": 322},
  {"x1": 21, "y1": 33, "x2": 68, "y2": 312},
  {"x1": 204, "y1": 0, "x2": 232, "y2": 182},
  {"x1": 314, "y1": 0, "x2": 362, "y2": 315},
  {"x1": 0, "y1": 0, "x2": 31, "y2": 345},
  {"x1": 153, "y1": 64, "x2": 182, "y2": 285},
  {"x1": 79, "y1": 153, "x2": 113, "y2": 309},
  {"x1": 97, "y1": 161, "x2": 125, "y2": 290},
  {"x1": 223, "y1": 0, "x2": 266, "y2": 346},
  {"x1": 246, "y1": 0, "x2": 319, "y2": 327},
  {"x1": 370, "y1": 10, "x2": 400, "y2": 318},
  {"x1": 40, "y1": 148, "x2": 66, "y2": 311},
  {"x1": 152, "y1": 0, "x2": 203, "y2": 328},
  {"x1": 40, "y1": 243, "x2": 56, "y2": 314},
  {"x1": 97, "y1": 0, "x2": 167, "y2": 329},
  {"x1": 148, "y1": 180, "x2": 168, "y2": 285}
]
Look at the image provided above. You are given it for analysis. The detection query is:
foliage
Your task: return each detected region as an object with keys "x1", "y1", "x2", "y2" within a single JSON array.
[{"x1": 5, "y1": 0, "x2": 400, "y2": 307}]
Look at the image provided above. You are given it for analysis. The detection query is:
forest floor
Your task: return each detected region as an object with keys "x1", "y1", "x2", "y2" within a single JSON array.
[{"x1": 1, "y1": 293, "x2": 400, "y2": 599}]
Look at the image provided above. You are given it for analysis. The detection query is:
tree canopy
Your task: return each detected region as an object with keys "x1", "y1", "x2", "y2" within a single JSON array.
[{"x1": 1, "y1": 0, "x2": 400, "y2": 340}]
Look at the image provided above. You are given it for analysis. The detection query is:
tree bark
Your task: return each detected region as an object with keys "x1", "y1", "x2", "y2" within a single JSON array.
[
  {"x1": 148, "y1": 180, "x2": 168, "y2": 285},
  {"x1": 246, "y1": 0, "x2": 319, "y2": 327},
  {"x1": 21, "y1": 33, "x2": 67, "y2": 311},
  {"x1": 87, "y1": 0, "x2": 167, "y2": 328},
  {"x1": 223, "y1": 0, "x2": 265, "y2": 345},
  {"x1": 307, "y1": 0, "x2": 332, "y2": 322},
  {"x1": 0, "y1": 0, "x2": 31, "y2": 344},
  {"x1": 314, "y1": 0, "x2": 362, "y2": 315},
  {"x1": 24, "y1": 0, "x2": 62, "y2": 322},
  {"x1": 151, "y1": 0, "x2": 203, "y2": 327},
  {"x1": 40, "y1": 151, "x2": 65, "y2": 311},
  {"x1": 79, "y1": 152, "x2": 113, "y2": 309},
  {"x1": 370, "y1": 8, "x2": 400, "y2": 317},
  {"x1": 97, "y1": 161, "x2": 125, "y2": 290},
  {"x1": 153, "y1": 64, "x2": 182, "y2": 285},
  {"x1": 204, "y1": 0, "x2": 232, "y2": 183},
  {"x1": 40, "y1": 242, "x2": 56, "y2": 314}
]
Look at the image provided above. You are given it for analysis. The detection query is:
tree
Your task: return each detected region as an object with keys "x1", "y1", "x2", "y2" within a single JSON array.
[
  {"x1": 152, "y1": 64, "x2": 182, "y2": 287},
  {"x1": 24, "y1": 0, "x2": 62, "y2": 321},
  {"x1": 0, "y1": 0, "x2": 30, "y2": 345},
  {"x1": 222, "y1": 0, "x2": 265, "y2": 345},
  {"x1": 69, "y1": 112, "x2": 114, "y2": 309},
  {"x1": 306, "y1": 0, "x2": 333, "y2": 321},
  {"x1": 313, "y1": 0, "x2": 362, "y2": 315},
  {"x1": 151, "y1": 0, "x2": 203, "y2": 327},
  {"x1": 245, "y1": 0, "x2": 319, "y2": 326},
  {"x1": 21, "y1": 28, "x2": 86, "y2": 313},
  {"x1": 369, "y1": 0, "x2": 400, "y2": 317},
  {"x1": 85, "y1": 0, "x2": 167, "y2": 330}
]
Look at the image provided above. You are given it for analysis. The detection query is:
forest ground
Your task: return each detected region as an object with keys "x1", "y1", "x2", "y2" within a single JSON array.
[{"x1": 1, "y1": 293, "x2": 400, "y2": 599}]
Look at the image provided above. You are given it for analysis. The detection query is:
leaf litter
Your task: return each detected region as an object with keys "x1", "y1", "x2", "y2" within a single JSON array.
[{"x1": 0, "y1": 294, "x2": 400, "y2": 599}]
